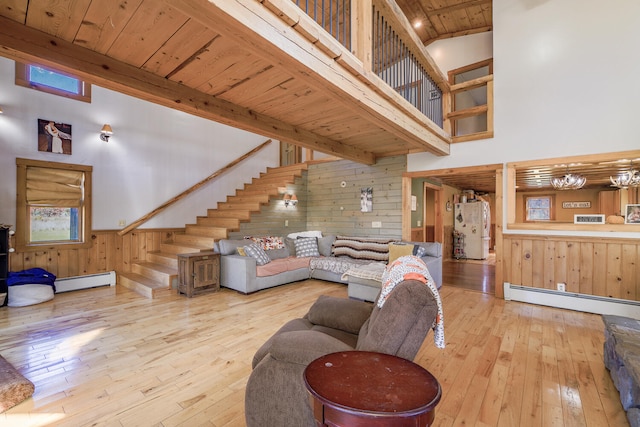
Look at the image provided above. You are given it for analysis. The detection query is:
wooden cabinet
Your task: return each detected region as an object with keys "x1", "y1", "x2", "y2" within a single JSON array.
[
  {"x1": 1, "y1": 227, "x2": 9, "y2": 306},
  {"x1": 177, "y1": 251, "x2": 220, "y2": 297}
]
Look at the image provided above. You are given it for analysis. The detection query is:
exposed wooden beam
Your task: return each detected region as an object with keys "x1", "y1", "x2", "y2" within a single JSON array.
[
  {"x1": 0, "y1": 15, "x2": 376, "y2": 165},
  {"x1": 427, "y1": 0, "x2": 491, "y2": 17},
  {"x1": 166, "y1": 0, "x2": 450, "y2": 156},
  {"x1": 425, "y1": 25, "x2": 493, "y2": 46}
]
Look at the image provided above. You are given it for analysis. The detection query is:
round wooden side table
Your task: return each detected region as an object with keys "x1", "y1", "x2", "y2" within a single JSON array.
[{"x1": 304, "y1": 351, "x2": 441, "y2": 427}]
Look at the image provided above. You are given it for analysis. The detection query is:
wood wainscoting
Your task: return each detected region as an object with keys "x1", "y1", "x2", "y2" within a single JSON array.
[
  {"x1": 503, "y1": 233, "x2": 640, "y2": 301},
  {"x1": 8, "y1": 229, "x2": 183, "y2": 279}
]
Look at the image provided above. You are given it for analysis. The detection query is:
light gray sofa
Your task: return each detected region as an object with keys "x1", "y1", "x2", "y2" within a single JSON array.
[{"x1": 216, "y1": 235, "x2": 442, "y2": 299}]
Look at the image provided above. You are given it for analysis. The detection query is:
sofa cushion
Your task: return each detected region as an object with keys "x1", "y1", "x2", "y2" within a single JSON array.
[
  {"x1": 219, "y1": 239, "x2": 250, "y2": 255},
  {"x1": 256, "y1": 257, "x2": 311, "y2": 277},
  {"x1": 249, "y1": 236, "x2": 285, "y2": 250},
  {"x1": 307, "y1": 295, "x2": 373, "y2": 335},
  {"x1": 317, "y1": 235, "x2": 336, "y2": 257},
  {"x1": 412, "y1": 241, "x2": 442, "y2": 258},
  {"x1": 332, "y1": 236, "x2": 397, "y2": 262},
  {"x1": 294, "y1": 237, "x2": 320, "y2": 257},
  {"x1": 266, "y1": 248, "x2": 290, "y2": 260},
  {"x1": 388, "y1": 242, "x2": 415, "y2": 263},
  {"x1": 243, "y1": 243, "x2": 271, "y2": 266}
]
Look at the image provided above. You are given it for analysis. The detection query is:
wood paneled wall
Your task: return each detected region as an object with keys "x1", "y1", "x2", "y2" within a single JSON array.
[
  {"x1": 9, "y1": 229, "x2": 181, "y2": 279},
  {"x1": 306, "y1": 156, "x2": 405, "y2": 238},
  {"x1": 227, "y1": 176, "x2": 308, "y2": 239},
  {"x1": 503, "y1": 234, "x2": 640, "y2": 301}
]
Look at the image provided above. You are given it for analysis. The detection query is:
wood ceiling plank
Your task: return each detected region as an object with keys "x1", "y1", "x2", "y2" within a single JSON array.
[
  {"x1": 168, "y1": 36, "x2": 251, "y2": 88},
  {"x1": 216, "y1": 66, "x2": 293, "y2": 105},
  {"x1": 142, "y1": 19, "x2": 218, "y2": 77},
  {"x1": 0, "y1": 0, "x2": 28, "y2": 24},
  {"x1": 74, "y1": 0, "x2": 143, "y2": 54},
  {"x1": 166, "y1": 0, "x2": 450, "y2": 156},
  {"x1": 106, "y1": 1, "x2": 189, "y2": 68},
  {"x1": 0, "y1": 15, "x2": 375, "y2": 164},
  {"x1": 25, "y1": 0, "x2": 92, "y2": 41},
  {"x1": 199, "y1": 57, "x2": 276, "y2": 97}
]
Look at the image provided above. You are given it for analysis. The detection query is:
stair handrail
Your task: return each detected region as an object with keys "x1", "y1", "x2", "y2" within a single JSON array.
[{"x1": 117, "y1": 139, "x2": 273, "y2": 236}]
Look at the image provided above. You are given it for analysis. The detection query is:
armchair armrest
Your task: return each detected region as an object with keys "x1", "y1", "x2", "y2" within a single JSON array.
[
  {"x1": 269, "y1": 330, "x2": 354, "y2": 366},
  {"x1": 306, "y1": 295, "x2": 373, "y2": 334}
]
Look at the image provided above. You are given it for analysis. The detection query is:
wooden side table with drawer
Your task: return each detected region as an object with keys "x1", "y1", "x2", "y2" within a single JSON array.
[{"x1": 177, "y1": 251, "x2": 220, "y2": 297}]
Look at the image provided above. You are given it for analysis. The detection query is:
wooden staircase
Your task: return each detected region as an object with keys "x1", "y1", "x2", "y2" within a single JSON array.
[{"x1": 118, "y1": 163, "x2": 308, "y2": 298}]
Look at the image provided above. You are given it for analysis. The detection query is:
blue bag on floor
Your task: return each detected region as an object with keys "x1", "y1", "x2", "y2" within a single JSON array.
[{"x1": 7, "y1": 268, "x2": 56, "y2": 292}]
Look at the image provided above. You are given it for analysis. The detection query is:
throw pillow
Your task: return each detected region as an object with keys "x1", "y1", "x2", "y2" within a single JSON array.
[
  {"x1": 388, "y1": 243, "x2": 415, "y2": 264},
  {"x1": 295, "y1": 237, "x2": 320, "y2": 258},
  {"x1": 236, "y1": 247, "x2": 247, "y2": 256},
  {"x1": 248, "y1": 236, "x2": 284, "y2": 250},
  {"x1": 243, "y1": 243, "x2": 271, "y2": 266},
  {"x1": 413, "y1": 245, "x2": 427, "y2": 258}
]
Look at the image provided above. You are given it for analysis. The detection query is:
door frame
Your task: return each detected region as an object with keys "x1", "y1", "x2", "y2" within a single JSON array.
[{"x1": 402, "y1": 164, "x2": 504, "y2": 298}]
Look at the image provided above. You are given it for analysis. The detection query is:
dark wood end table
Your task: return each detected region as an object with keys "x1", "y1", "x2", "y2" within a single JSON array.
[{"x1": 304, "y1": 351, "x2": 441, "y2": 427}]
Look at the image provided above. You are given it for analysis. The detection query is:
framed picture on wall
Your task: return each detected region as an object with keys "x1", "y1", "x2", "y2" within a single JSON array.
[
  {"x1": 360, "y1": 187, "x2": 373, "y2": 212},
  {"x1": 625, "y1": 204, "x2": 640, "y2": 224},
  {"x1": 38, "y1": 119, "x2": 72, "y2": 155}
]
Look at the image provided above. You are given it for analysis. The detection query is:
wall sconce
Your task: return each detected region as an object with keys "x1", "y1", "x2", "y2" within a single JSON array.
[
  {"x1": 283, "y1": 193, "x2": 298, "y2": 207},
  {"x1": 100, "y1": 124, "x2": 113, "y2": 142},
  {"x1": 0, "y1": 106, "x2": 3, "y2": 114}
]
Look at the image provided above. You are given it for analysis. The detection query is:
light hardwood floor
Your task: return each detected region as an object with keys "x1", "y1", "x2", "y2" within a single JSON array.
[{"x1": 0, "y1": 280, "x2": 627, "y2": 426}]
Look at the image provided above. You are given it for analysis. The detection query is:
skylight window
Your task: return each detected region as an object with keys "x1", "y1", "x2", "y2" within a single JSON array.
[{"x1": 15, "y1": 62, "x2": 91, "y2": 103}]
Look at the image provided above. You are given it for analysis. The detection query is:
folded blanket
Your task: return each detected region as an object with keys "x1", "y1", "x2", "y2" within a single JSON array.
[{"x1": 340, "y1": 262, "x2": 386, "y2": 282}]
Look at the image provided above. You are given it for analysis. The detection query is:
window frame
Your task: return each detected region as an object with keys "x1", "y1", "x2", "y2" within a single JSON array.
[
  {"x1": 16, "y1": 158, "x2": 93, "y2": 252},
  {"x1": 15, "y1": 62, "x2": 92, "y2": 103},
  {"x1": 524, "y1": 194, "x2": 555, "y2": 222},
  {"x1": 446, "y1": 58, "x2": 493, "y2": 143}
]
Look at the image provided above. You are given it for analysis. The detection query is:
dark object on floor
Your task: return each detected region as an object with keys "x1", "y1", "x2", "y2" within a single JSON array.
[
  {"x1": 603, "y1": 315, "x2": 640, "y2": 427},
  {"x1": 0, "y1": 355, "x2": 35, "y2": 412}
]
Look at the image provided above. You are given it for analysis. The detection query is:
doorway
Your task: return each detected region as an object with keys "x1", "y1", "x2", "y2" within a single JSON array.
[
  {"x1": 280, "y1": 141, "x2": 302, "y2": 166},
  {"x1": 402, "y1": 164, "x2": 503, "y2": 297}
]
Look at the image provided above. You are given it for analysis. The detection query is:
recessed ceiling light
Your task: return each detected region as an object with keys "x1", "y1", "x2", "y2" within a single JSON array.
[{"x1": 413, "y1": 20, "x2": 422, "y2": 29}]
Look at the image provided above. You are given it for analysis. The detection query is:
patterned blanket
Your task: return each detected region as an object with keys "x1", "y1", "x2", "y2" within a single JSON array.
[
  {"x1": 379, "y1": 255, "x2": 445, "y2": 349},
  {"x1": 340, "y1": 262, "x2": 386, "y2": 282}
]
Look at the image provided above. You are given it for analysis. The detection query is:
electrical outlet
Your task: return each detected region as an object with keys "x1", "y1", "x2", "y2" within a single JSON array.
[
  {"x1": 372, "y1": 221, "x2": 382, "y2": 228},
  {"x1": 118, "y1": 219, "x2": 126, "y2": 227},
  {"x1": 285, "y1": 220, "x2": 289, "y2": 227},
  {"x1": 557, "y1": 282, "x2": 566, "y2": 292}
]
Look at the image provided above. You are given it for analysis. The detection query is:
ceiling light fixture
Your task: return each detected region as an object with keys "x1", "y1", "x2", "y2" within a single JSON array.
[
  {"x1": 550, "y1": 169, "x2": 586, "y2": 190},
  {"x1": 610, "y1": 165, "x2": 640, "y2": 189}
]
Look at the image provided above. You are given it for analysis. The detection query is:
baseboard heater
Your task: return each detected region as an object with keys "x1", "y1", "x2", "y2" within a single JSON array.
[
  {"x1": 55, "y1": 271, "x2": 116, "y2": 293},
  {"x1": 504, "y1": 283, "x2": 640, "y2": 320}
]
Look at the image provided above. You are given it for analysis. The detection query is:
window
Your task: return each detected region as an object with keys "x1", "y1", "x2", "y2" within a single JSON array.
[
  {"x1": 16, "y1": 158, "x2": 92, "y2": 252},
  {"x1": 15, "y1": 63, "x2": 91, "y2": 103},
  {"x1": 525, "y1": 195, "x2": 554, "y2": 221},
  {"x1": 446, "y1": 59, "x2": 493, "y2": 143}
]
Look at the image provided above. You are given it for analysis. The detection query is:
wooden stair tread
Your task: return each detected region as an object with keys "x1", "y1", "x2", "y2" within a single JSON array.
[
  {"x1": 134, "y1": 261, "x2": 177, "y2": 275},
  {"x1": 120, "y1": 272, "x2": 170, "y2": 289}
]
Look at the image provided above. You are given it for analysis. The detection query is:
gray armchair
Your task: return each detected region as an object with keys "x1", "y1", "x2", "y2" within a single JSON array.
[{"x1": 245, "y1": 279, "x2": 439, "y2": 427}]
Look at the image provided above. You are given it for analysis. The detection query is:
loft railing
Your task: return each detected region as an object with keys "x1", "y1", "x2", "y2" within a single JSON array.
[
  {"x1": 293, "y1": 0, "x2": 352, "y2": 50},
  {"x1": 289, "y1": 0, "x2": 444, "y2": 128},
  {"x1": 372, "y1": 4, "x2": 443, "y2": 126}
]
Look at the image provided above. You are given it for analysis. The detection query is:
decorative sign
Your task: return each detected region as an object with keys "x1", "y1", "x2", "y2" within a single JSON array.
[
  {"x1": 574, "y1": 214, "x2": 605, "y2": 224},
  {"x1": 562, "y1": 201, "x2": 591, "y2": 209}
]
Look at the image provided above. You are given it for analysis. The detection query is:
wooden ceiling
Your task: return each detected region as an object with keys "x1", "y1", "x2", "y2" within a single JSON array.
[
  {"x1": 417, "y1": 153, "x2": 640, "y2": 195},
  {"x1": 395, "y1": 0, "x2": 492, "y2": 45},
  {"x1": 0, "y1": 0, "x2": 453, "y2": 165}
]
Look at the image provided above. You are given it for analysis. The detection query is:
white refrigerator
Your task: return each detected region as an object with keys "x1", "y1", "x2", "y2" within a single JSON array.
[{"x1": 454, "y1": 201, "x2": 490, "y2": 260}]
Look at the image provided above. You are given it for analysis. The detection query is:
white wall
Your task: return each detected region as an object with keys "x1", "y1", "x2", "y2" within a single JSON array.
[
  {"x1": 409, "y1": 0, "x2": 640, "y2": 239},
  {"x1": 0, "y1": 57, "x2": 278, "y2": 230},
  {"x1": 410, "y1": 0, "x2": 640, "y2": 170}
]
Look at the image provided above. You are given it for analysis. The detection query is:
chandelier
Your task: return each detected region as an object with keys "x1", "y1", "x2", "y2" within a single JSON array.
[
  {"x1": 550, "y1": 171, "x2": 586, "y2": 190},
  {"x1": 610, "y1": 166, "x2": 640, "y2": 189}
]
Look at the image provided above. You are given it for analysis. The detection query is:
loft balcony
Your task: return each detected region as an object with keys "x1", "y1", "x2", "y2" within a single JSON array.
[{"x1": 0, "y1": 0, "x2": 452, "y2": 164}]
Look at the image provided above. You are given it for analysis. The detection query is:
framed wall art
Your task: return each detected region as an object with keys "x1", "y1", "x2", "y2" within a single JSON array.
[
  {"x1": 38, "y1": 119, "x2": 72, "y2": 155},
  {"x1": 625, "y1": 204, "x2": 640, "y2": 224}
]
